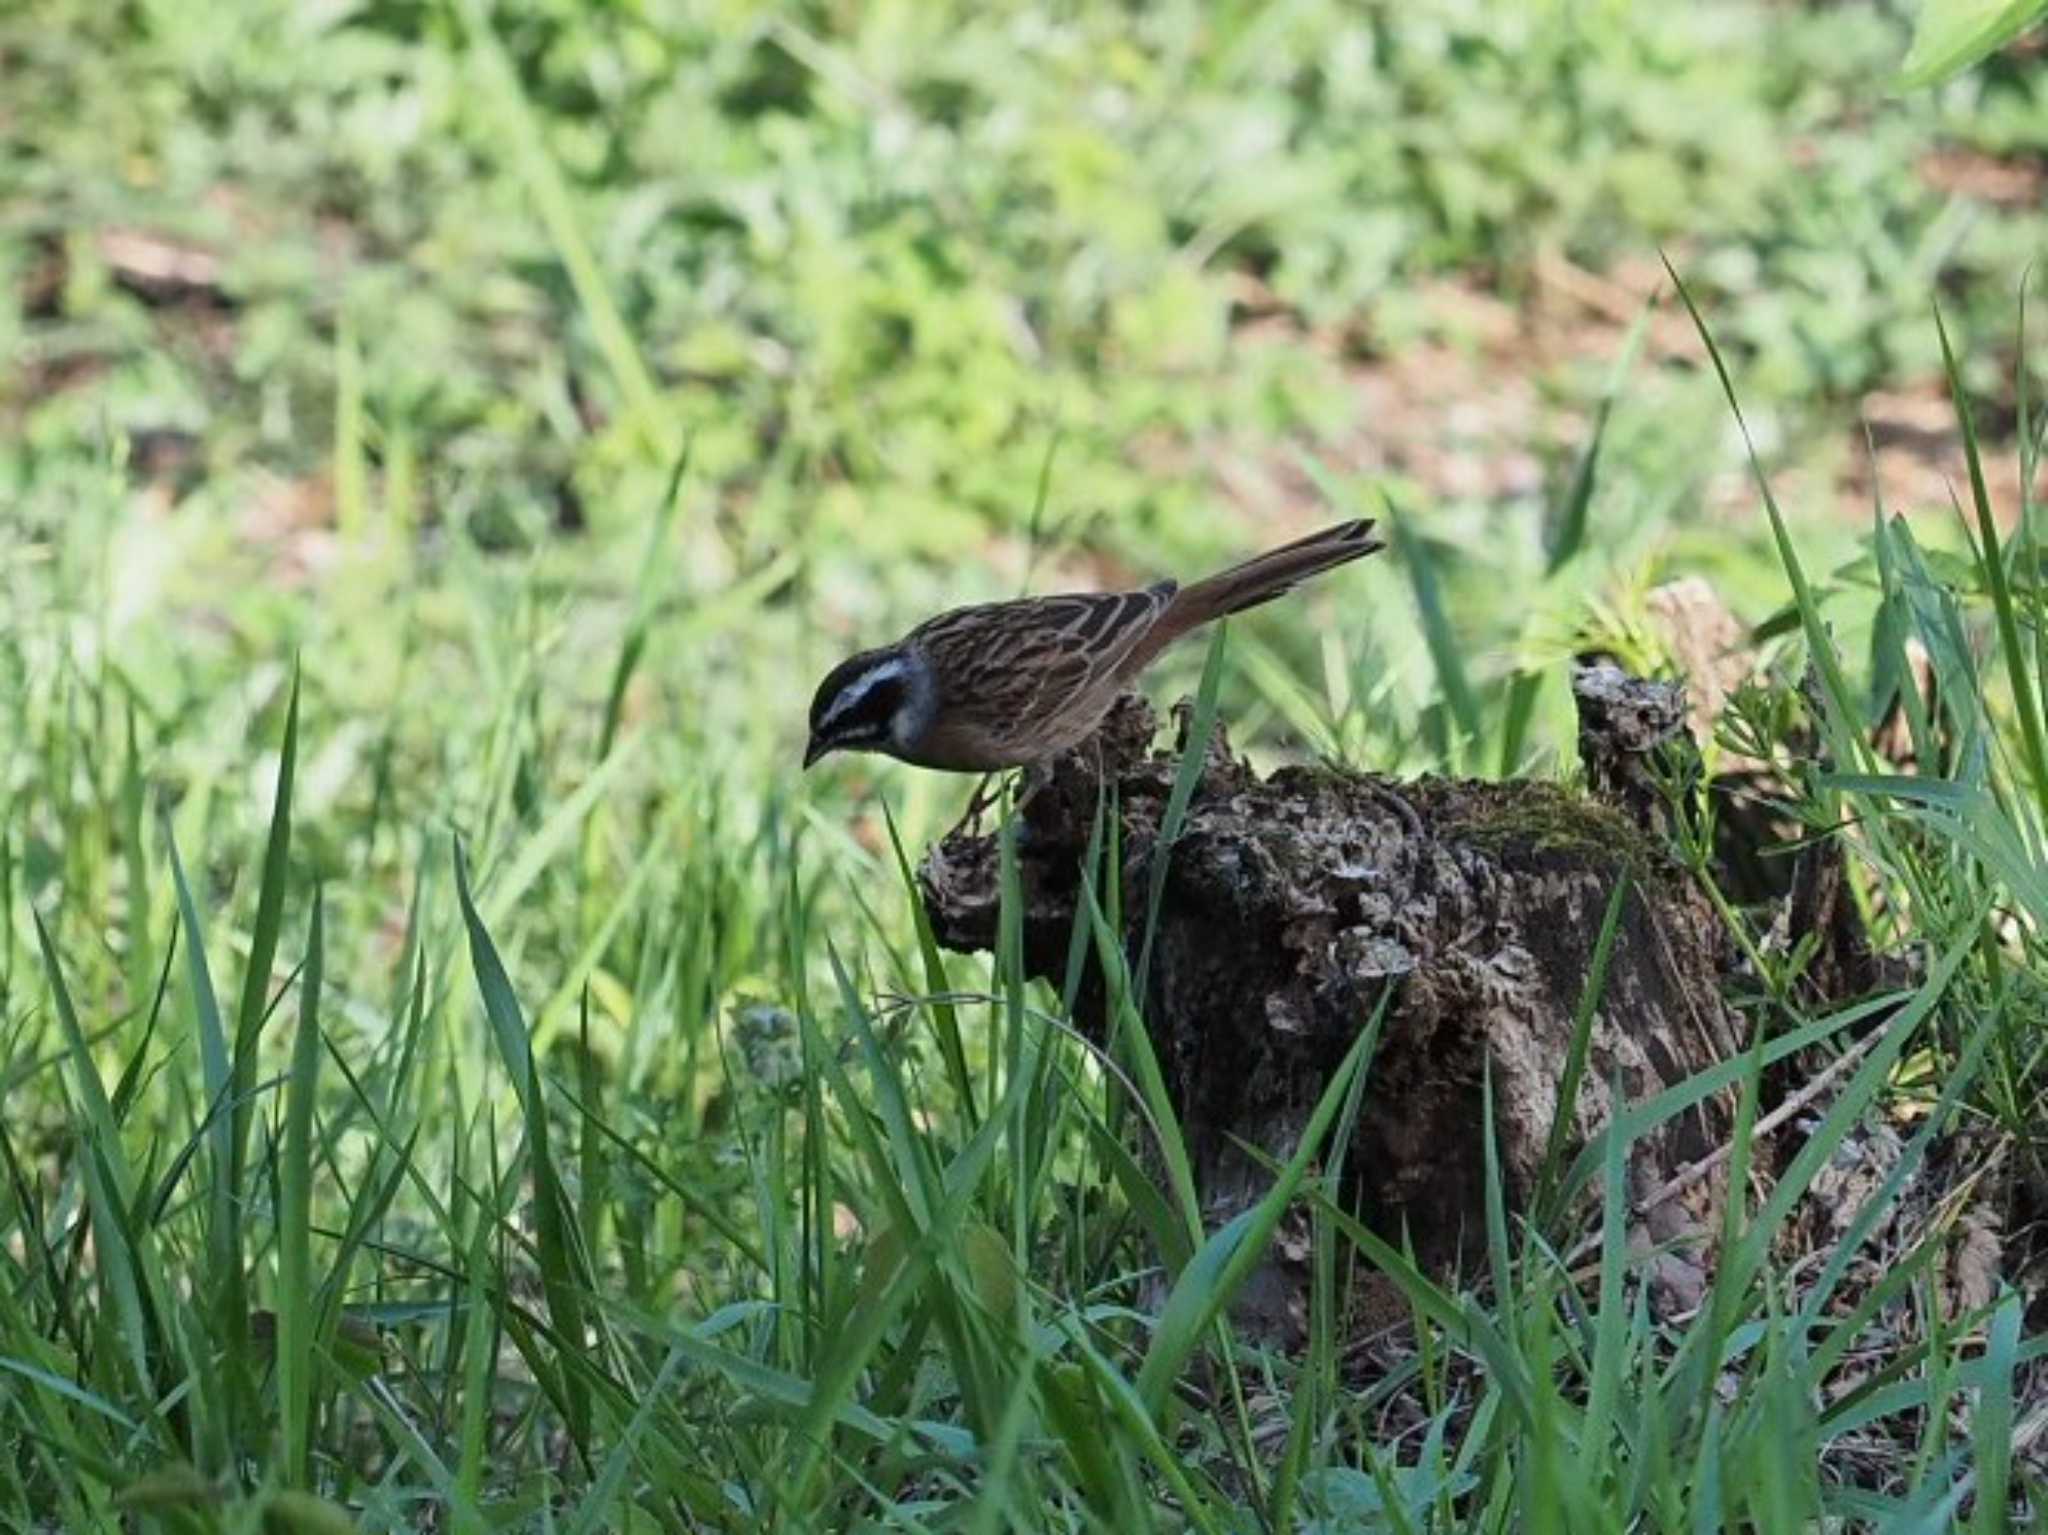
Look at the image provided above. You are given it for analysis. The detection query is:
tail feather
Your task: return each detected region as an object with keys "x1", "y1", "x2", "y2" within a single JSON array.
[{"x1": 1169, "y1": 518, "x2": 1384, "y2": 626}]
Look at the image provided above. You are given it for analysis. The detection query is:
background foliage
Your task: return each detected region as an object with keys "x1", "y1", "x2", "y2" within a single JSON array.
[{"x1": 5, "y1": 0, "x2": 2048, "y2": 1528}]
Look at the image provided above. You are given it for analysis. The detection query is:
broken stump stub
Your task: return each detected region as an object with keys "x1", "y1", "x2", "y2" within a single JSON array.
[{"x1": 920, "y1": 682, "x2": 1744, "y2": 1340}]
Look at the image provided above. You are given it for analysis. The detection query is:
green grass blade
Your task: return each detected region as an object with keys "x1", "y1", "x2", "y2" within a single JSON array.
[
  {"x1": 1803, "y1": 996, "x2": 1999, "y2": 1341},
  {"x1": 1547, "y1": 295, "x2": 1652, "y2": 573},
  {"x1": 163, "y1": 819, "x2": 250, "y2": 1447},
  {"x1": 232, "y1": 668, "x2": 299, "y2": 1422},
  {"x1": 278, "y1": 884, "x2": 323, "y2": 1486},
  {"x1": 456, "y1": 0, "x2": 667, "y2": 452},
  {"x1": 118, "y1": 696, "x2": 155, "y2": 1026},
  {"x1": 1665, "y1": 255, "x2": 1863, "y2": 762},
  {"x1": 453, "y1": 1200, "x2": 497, "y2": 1534},
  {"x1": 1534, "y1": 875, "x2": 1628, "y2": 1229},
  {"x1": 1970, "y1": 1292, "x2": 2022, "y2": 1532},
  {"x1": 1079, "y1": 874, "x2": 1203, "y2": 1245},
  {"x1": 1552, "y1": 988, "x2": 1905, "y2": 1213},
  {"x1": 32, "y1": 912, "x2": 172, "y2": 1445},
  {"x1": 32, "y1": 911, "x2": 131, "y2": 1190},
  {"x1": 882, "y1": 801, "x2": 976, "y2": 1130},
  {"x1": 1384, "y1": 493, "x2": 1481, "y2": 758},
  {"x1": 1721, "y1": 924, "x2": 1978, "y2": 1316},
  {"x1": 597, "y1": 440, "x2": 691, "y2": 762},
  {"x1": 1136, "y1": 622, "x2": 1229, "y2": 991},
  {"x1": 453, "y1": 839, "x2": 595, "y2": 1456},
  {"x1": 1480, "y1": 1063, "x2": 1516, "y2": 1341},
  {"x1": 1498, "y1": 670, "x2": 1544, "y2": 779},
  {"x1": 566, "y1": 1347, "x2": 690, "y2": 1535},
  {"x1": 481, "y1": 738, "x2": 644, "y2": 930},
  {"x1": 1070, "y1": 1086, "x2": 1194, "y2": 1275},
  {"x1": 1896, "y1": 0, "x2": 2047, "y2": 89},
  {"x1": 1134, "y1": 1006, "x2": 1382, "y2": 1415},
  {"x1": 1937, "y1": 301, "x2": 2048, "y2": 819},
  {"x1": 1578, "y1": 1077, "x2": 1632, "y2": 1480}
]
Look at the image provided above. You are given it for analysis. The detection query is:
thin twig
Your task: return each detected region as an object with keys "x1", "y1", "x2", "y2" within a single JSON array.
[
  {"x1": 1638, "y1": 1023, "x2": 1890, "y2": 1216},
  {"x1": 1564, "y1": 1020, "x2": 1891, "y2": 1267}
]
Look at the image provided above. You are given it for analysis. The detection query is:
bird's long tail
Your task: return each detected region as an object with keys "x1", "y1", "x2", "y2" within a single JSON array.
[{"x1": 1166, "y1": 518, "x2": 1384, "y2": 632}]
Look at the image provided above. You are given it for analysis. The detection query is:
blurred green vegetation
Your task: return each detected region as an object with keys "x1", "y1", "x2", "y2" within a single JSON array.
[
  {"x1": 6, "y1": 0, "x2": 2048, "y2": 1527},
  {"x1": 7, "y1": 0, "x2": 2046, "y2": 831},
  {"x1": 9, "y1": 0, "x2": 2047, "y2": 560},
  {"x1": 6, "y1": 3, "x2": 2045, "y2": 797}
]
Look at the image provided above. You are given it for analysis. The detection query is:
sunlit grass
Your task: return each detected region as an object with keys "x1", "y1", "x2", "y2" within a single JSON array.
[
  {"x1": 3, "y1": 292, "x2": 2046, "y2": 1528},
  {"x1": 6, "y1": 0, "x2": 2048, "y2": 1524}
]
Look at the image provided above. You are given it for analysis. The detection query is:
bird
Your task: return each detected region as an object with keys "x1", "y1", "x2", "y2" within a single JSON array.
[{"x1": 803, "y1": 518, "x2": 1385, "y2": 775}]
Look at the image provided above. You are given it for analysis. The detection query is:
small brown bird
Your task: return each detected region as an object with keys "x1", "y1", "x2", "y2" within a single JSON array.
[{"x1": 803, "y1": 519, "x2": 1384, "y2": 773}]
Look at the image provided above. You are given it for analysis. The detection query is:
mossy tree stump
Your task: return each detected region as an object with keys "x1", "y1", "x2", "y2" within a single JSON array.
[{"x1": 919, "y1": 675, "x2": 1746, "y2": 1343}]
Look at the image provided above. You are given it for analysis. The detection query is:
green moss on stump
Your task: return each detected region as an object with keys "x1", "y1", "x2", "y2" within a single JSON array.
[{"x1": 1443, "y1": 781, "x2": 1665, "y2": 885}]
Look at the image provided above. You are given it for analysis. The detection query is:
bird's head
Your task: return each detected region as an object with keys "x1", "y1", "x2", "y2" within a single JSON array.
[{"x1": 803, "y1": 647, "x2": 934, "y2": 768}]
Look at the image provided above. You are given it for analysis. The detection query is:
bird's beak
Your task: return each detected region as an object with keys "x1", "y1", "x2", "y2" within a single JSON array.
[{"x1": 803, "y1": 735, "x2": 829, "y2": 770}]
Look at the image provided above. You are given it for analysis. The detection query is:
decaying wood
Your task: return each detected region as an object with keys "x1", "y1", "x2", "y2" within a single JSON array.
[{"x1": 920, "y1": 670, "x2": 1752, "y2": 1343}]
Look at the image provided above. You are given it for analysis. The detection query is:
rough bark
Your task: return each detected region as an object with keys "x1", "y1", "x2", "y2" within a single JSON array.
[{"x1": 919, "y1": 671, "x2": 1749, "y2": 1343}]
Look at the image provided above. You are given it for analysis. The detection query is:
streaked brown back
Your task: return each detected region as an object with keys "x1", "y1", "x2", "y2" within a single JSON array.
[
  {"x1": 901, "y1": 582, "x2": 1179, "y2": 768},
  {"x1": 890, "y1": 520, "x2": 1381, "y2": 770}
]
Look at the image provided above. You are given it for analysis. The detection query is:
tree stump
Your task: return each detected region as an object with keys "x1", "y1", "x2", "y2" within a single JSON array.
[{"x1": 919, "y1": 672, "x2": 1747, "y2": 1343}]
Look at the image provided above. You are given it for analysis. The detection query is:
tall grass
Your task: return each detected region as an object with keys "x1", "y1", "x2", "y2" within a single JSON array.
[{"x1": 4, "y1": 305, "x2": 2046, "y2": 1528}]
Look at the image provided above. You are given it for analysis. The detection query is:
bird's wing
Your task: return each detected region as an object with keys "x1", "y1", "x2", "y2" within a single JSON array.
[{"x1": 909, "y1": 583, "x2": 1178, "y2": 742}]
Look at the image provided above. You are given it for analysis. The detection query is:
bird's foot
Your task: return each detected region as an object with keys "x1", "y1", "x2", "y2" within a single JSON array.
[
  {"x1": 959, "y1": 764, "x2": 1056, "y2": 850},
  {"x1": 961, "y1": 772, "x2": 1002, "y2": 836}
]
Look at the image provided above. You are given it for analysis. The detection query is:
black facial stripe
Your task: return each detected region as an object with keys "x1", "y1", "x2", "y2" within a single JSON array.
[
  {"x1": 819, "y1": 662, "x2": 902, "y2": 729},
  {"x1": 813, "y1": 659, "x2": 909, "y2": 745}
]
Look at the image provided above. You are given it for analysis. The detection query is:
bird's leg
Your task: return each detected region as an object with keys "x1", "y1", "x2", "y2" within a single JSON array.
[
  {"x1": 1015, "y1": 759, "x2": 1053, "y2": 813},
  {"x1": 1007, "y1": 765, "x2": 1056, "y2": 822},
  {"x1": 961, "y1": 771, "x2": 1002, "y2": 834},
  {"x1": 1008, "y1": 761, "x2": 1056, "y2": 853},
  {"x1": 962, "y1": 756, "x2": 1067, "y2": 846}
]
